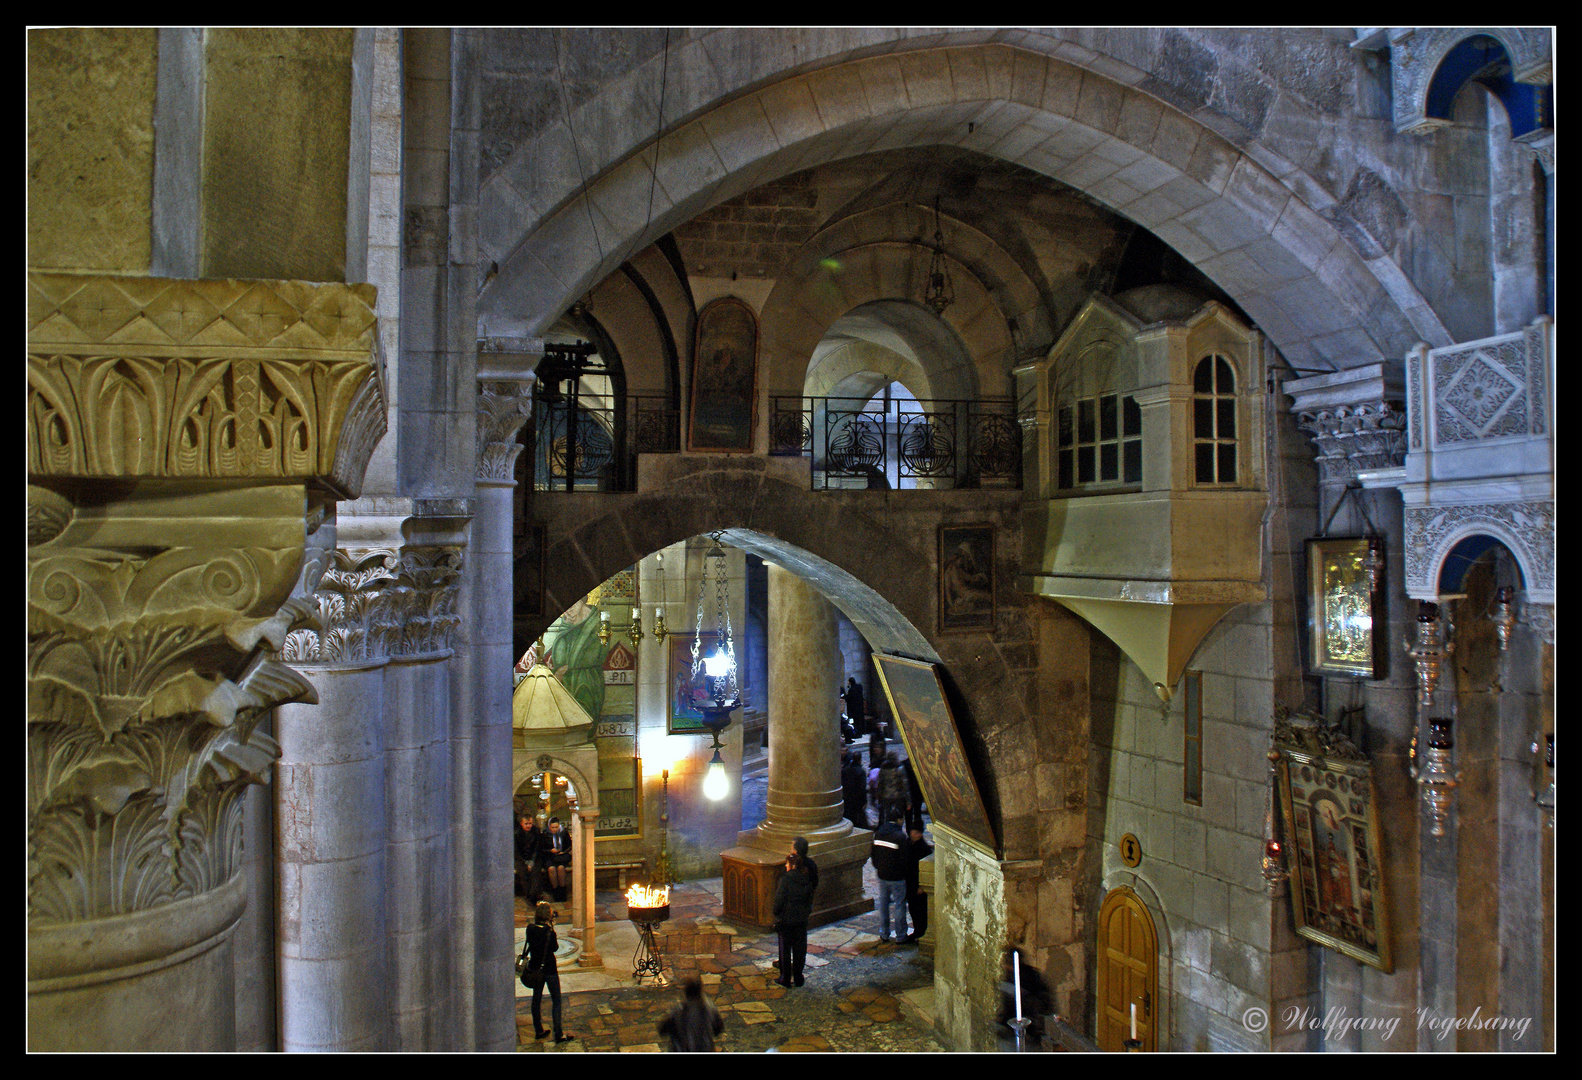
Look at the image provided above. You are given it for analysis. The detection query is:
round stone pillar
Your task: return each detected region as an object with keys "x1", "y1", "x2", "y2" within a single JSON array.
[
  {"x1": 721, "y1": 565, "x2": 872, "y2": 927},
  {"x1": 759, "y1": 565, "x2": 847, "y2": 844},
  {"x1": 276, "y1": 661, "x2": 392, "y2": 1052}
]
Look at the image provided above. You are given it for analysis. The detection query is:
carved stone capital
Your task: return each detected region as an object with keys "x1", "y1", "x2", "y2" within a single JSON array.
[
  {"x1": 27, "y1": 271, "x2": 388, "y2": 926},
  {"x1": 281, "y1": 541, "x2": 467, "y2": 664},
  {"x1": 28, "y1": 273, "x2": 387, "y2": 500},
  {"x1": 27, "y1": 484, "x2": 317, "y2": 923},
  {"x1": 280, "y1": 547, "x2": 403, "y2": 665},
  {"x1": 1285, "y1": 364, "x2": 1408, "y2": 485},
  {"x1": 477, "y1": 379, "x2": 534, "y2": 481}
]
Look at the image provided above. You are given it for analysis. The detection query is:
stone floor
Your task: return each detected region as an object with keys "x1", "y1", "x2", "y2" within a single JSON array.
[
  {"x1": 514, "y1": 877, "x2": 945, "y2": 1053},
  {"x1": 515, "y1": 757, "x2": 944, "y2": 1054}
]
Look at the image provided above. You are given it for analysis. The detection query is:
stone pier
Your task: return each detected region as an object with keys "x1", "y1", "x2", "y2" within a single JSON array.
[{"x1": 722, "y1": 565, "x2": 872, "y2": 927}]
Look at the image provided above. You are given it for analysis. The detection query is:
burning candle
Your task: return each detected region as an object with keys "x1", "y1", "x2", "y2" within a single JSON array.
[
  {"x1": 1013, "y1": 950, "x2": 1022, "y2": 1020},
  {"x1": 1130, "y1": 1002, "x2": 1137, "y2": 1040},
  {"x1": 632, "y1": 606, "x2": 640, "y2": 622}
]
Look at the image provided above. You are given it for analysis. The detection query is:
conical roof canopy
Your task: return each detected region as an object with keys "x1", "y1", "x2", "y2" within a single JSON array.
[{"x1": 512, "y1": 662, "x2": 596, "y2": 746}]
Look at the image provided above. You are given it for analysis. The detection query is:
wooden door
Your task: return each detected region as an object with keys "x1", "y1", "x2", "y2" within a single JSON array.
[{"x1": 1096, "y1": 887, "x2": 1158, "y2": 1051}]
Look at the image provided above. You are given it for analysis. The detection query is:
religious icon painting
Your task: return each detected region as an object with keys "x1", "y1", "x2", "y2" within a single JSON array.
[
  {"x1": 688, "y1": 296, "x2": 759, "y2": 453},
  {"x1": 1273, "y1": 718, "x2": 1393, "y2": 973},
  {"x1": 1305, "y1": 536, "x2": 1386, "y2": 679},
  {"x1": 872, "y1": 654, "x2": 998, "y2": 857},
  {"x1": 666, "y1": 633, "x2": 713, "y2": 735},
  {"x1": 938, "y1": 523, "x2": 995, "y2": 634}
]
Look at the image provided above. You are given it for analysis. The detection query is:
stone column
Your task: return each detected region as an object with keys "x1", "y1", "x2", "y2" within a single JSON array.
[
  {"x1": 722, "y1": 565, "x2": 872, "y2": 926},
  {"x1": 26, "y1": 274, "x2": 385, "y2": 1051},
  {"x1": 471, "y1": 354, "x2": 536, "y2": 1046},
  {"x1": 573, "y1": 808, "x2": 601, "y2": 967}
]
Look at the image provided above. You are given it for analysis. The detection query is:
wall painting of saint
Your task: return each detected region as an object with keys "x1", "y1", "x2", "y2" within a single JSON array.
[{"x1": 688, "y1": 296, "x2": 759, "y2": 452}]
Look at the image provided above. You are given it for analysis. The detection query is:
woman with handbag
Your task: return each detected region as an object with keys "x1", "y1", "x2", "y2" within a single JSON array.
[{"x1": 521, "y1": 901, "x2": 573, "y2": 1043}]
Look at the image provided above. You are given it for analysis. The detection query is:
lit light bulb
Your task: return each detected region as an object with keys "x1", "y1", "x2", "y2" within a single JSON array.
[
  {"x1": 702, "y1": 750, "x2": 729, "y2": 801},
  {"x1": 703, "y1": 645, "x2": 732, "y2": 678}
]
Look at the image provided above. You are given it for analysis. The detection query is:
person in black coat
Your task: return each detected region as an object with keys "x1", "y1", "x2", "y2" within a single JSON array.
[
  {"x1": 539, "y1": 816, "x2": 572, "y2": 900},
  {"x1": 903, "y1": 825, "x2": 933, "y2": 941},
  {"x1": 841, "y1": 752, "x2": 870, "y2": 829},
  {"x1": 522, "y1": 901, "x2": 573, "y2": 1042},
  {"x1": 773, "y1": 845, "x2": 818, "y2": 987},
  {"x1": 841, "y1": 677, "x2": 866, "y2": 733},
  {"x1": 515, "y1": 814, "x2": 543, "y2": 900}
]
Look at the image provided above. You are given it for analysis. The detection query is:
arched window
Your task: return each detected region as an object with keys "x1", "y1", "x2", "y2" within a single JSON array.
[
  {"x1": 1192, "y1": 356, "x2": 1237, "y2": 485},
  {"x1": 1054, "y1": 339, "x2": 1141, "y2": 492}
]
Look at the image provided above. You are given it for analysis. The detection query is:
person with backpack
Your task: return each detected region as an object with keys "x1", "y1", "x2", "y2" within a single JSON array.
[{"x1": 869, "y1": 810, "x2": 910, "y2": 944}]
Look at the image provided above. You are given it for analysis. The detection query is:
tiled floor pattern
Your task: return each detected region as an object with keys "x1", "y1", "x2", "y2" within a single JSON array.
[{"x1": 514, "y1": 878, "x2": 945, "y2": 1053}]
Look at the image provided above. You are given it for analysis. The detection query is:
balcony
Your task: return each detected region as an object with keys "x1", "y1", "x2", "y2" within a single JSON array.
[{"x1": 769, "y1": 396, "x2": 1020, "y2": 491}]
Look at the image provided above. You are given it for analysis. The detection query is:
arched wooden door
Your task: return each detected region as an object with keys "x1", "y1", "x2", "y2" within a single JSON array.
[{"x1": 1097, "y1": 887, "x2": 1159, "y2": 1051}]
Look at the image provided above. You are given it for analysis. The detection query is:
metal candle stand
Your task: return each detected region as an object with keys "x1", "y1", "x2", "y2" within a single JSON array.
[{"x1": 628, "y1": 904, "x2": 670, "y2": 982}]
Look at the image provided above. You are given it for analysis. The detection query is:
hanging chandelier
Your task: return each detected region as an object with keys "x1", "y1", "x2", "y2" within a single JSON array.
[
  {"x1": 692, "y1": 536, "x2": 739, "y2": 800},
  {"x1": 923, "y1": 195, "x2": 955, "y2": 316}
]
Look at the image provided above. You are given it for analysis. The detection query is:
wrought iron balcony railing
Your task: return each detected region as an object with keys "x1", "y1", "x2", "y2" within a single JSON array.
[
  {"x1": 530, "y1": 393, "x2": 679, "y2": 491},
  {"x1": 770, "y1": 396, "x2": 1021, "y2": 490}
]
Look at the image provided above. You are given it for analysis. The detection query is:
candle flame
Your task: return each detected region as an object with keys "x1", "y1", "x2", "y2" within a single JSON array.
[{"x1": 625, "y1": 883, "x2": 669, "y2": 908}]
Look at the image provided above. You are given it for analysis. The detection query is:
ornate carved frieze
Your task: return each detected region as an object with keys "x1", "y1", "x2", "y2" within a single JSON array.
[
  {"x1": 28, "y1": 273, "x2": 387, "y2": 500},
  {"x1": 1430, "y1": 332, "x2": 1543, "y2": 445},
  {"x1": 27, "y1": 484, "x2": 318, "y2": 923},
  {"x1": 1404, "y1": 501, "x2": 1555, "y2": 602},
  {"x1": 1379, "y1": 28, "x2": 1552, "y2": 136}
]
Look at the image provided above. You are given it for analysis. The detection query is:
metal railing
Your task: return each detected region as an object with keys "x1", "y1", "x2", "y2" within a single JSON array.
[
  {"x1": 770, "y1": 396, "x2": 1021, "y2": 490},
  {"x1": 530, "y1": 393, "x2": 679, "y2": 491}
]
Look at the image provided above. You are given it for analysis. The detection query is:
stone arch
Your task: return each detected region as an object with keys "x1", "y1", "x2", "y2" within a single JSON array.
[
  {"x1": 1390, "y1": 28, "x2": 1553, "y2": 136},
  {"x1": 1408, "y1": 509, "x2": 1552, "y2": 604},
  {"x1": 528, "y1": 458, "x2": 947, "y2": 662},
  {"x1": 511, "y1": 751, "x2": 598, "y2": 817},
  {"x1": 802, "y1": 299, "x2": 978, "y2": 405},
  {"x1": 478, "y1": 42, "x2": 1450, "y2": 367}
]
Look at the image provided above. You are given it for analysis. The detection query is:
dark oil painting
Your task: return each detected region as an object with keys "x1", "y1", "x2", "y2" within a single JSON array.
[
  {"x1": 873, "y1": 654, "x2": 997, "y2": 857},
  {"x1": 689, "y1": 296, "x2": 759, "y2": 452}
]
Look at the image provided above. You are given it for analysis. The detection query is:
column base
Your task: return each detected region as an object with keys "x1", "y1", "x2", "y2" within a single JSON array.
[{"x1": 721, "y1": 827, "x2": 874, "y2": 929}]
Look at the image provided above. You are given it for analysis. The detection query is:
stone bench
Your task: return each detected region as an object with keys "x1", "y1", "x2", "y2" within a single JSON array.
[{"x1": 594, "y1": 856, "x2": 649, "y2": 891}]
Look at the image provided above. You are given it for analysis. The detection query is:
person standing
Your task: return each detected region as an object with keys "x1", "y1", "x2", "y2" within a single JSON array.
[
  {"x1": 841, "y1": 751, "x2": 870, "y2": 829},
  {"x1": 877, "y1": 752, "x2": 909, "y2": 826},
  {"x1": 903, "y1": 825, "x2": 933, "y2": 942},
  {"x1": 841, "y1": 677, "x2": 866, "y2": 733},
  {"x1": 870, "y1": 811, "x2": 910, "y2": 944},
  {"x1": 658, "y1": 977, "x2": 725, "y2": 1051},
  {"x1": 773, "y1": 843, "x2": 818, "y2": 987},
  {"x1": 522, "y1": 901, "x2": 573, "y2": 1043}
]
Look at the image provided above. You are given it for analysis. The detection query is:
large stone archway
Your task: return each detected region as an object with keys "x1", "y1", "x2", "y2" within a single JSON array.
[
  {"x1": 524, "y1": 452, "x2": 1094, "y2": 1048},
  {"x1": 476, "y1": 41, "x2": 1451, "y2": 367}
]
